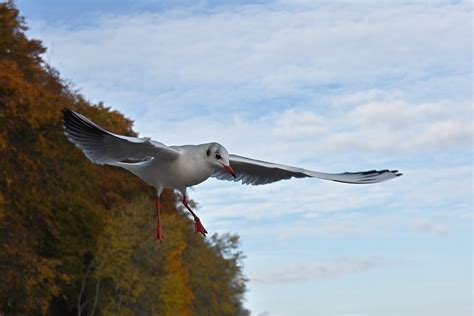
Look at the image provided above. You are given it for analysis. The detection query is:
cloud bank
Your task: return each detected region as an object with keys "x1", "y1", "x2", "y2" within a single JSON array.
[{"x1": 252, "y1": 256, "x2": 395, "y2": 284}]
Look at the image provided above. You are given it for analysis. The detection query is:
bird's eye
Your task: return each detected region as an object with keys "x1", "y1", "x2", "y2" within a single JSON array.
[{"x1": 215, "y1": 153, "x2": 222, "y2": 160}]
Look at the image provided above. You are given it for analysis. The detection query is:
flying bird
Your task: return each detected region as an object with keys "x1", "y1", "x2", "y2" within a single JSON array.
[{"x1": 62, "y1": 108, "x2": 402, "y2": 241}]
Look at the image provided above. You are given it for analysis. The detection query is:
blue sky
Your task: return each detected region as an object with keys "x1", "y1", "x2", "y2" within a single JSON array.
[{"x1": 17, "y1": 0, "x2": 472, "y2": 315}]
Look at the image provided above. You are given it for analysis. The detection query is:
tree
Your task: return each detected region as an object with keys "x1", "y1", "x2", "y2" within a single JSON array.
[{"x1": 0, "y1": 2, "x2": 248, "y2": 314}]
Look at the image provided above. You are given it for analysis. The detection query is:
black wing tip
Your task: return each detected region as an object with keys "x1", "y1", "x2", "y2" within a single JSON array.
[
  {"x1": 62, "y1": 107, "x2": 76, "y2": 121},
  {"x1": 62, "y1": 108, "x2": 107, "y2": 138},
  {"x1": 377, "y1": 169, "x2": 403, "y2": 179},
  {"x1": 387, "y1": 169, "x2": 403, "y2": 177},
  {"x1": 62, "y1": 107, "x2": 72, "y2": 114},
  {"x1": 348, "y1": 169, "x2": 400, "y2": 176},
  {"x1": 374, "y1": 169, "x2": 403, "y2": 177},
  {"x1": 335, "y1": 169, "x2": 403, "y2": 184},
  {"x1": 361, "y1": 170, "x2": 377, "y2": 175},
  {"x1": 62, "y1": 107, "x2": 77, "y2": 125},
  {"x1": 62, "y1": 108, "x2": 85, "y2": 123},
  {"x1": 62, "y1": 108, "x2": 73, "y2": 131}
]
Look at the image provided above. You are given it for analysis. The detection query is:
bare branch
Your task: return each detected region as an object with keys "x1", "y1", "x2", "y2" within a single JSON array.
[
  {"x1": 89, "y1": 279, "x2": 101, "y2": 316},
  {"x1": 77, "y1": 260, "x2": 94, "y2": 316}
]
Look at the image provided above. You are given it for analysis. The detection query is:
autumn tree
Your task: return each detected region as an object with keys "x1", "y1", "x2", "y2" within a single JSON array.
[{"x1": 0, "y1": 2, "x2": 248, "y2": 315}]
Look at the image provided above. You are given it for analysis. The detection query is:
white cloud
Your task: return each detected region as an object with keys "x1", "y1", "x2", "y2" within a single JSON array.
[
  {"x1": 273, "y1": 110, "x2": 326, "y2": 139},
  {"x1": 251, "y1": 256, "x2": 395, "y2": 284},
  {"x1": 28, "y1": 1, "x2": 471, "y2": 119},
  {"x1": 414, "y1": 219, "x2": 449, "y2": 236},
  {"x1": 22, "y1": 2, "x2": 472, "y2": 314},
  {"x1": 26, "y1": 0, "x2": 472, "y2": 166},
  {"x1": 318, "y1": 100, "x2": 473, "y2": 154},
  {"x1": 134, "y1": 97, "x2": 472, "y2": 162},
  {"x1": 25, "y1": 0, "x2": 472, "y2": 267},
  {"x1": 190, "y1": 164, "x2": 472, "y2": 242}
]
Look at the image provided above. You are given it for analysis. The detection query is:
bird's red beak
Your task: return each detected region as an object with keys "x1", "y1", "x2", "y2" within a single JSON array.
[{"x1": 224, "y1": 165, "x2": 236, "y2": 178}]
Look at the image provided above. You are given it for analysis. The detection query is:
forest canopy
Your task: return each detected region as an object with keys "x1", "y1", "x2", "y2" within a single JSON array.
[{"x1": 0, "y1": 2, "x2": 248, "y2": 315}]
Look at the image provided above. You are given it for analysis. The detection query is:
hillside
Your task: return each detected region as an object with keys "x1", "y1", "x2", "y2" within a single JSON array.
[{"x1": 0, "y1": 2, "x2": 248, "y2": 315}]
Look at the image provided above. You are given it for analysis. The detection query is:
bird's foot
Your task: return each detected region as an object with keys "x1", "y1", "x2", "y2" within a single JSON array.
[
  {"x1": 155, "y1": 223, "x2": 164, "y2": 243},
  {"x1": 194, "y1": 218, "x2": 208, "y2": 236}
]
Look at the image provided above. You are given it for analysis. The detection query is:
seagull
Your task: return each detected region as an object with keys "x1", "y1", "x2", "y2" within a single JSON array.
[{"x1": 62, "y1": 108, "x2": 402, "y2": 241}]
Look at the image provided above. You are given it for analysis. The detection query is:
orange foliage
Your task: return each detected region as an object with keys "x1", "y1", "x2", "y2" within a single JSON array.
[{"x1": 0, "y1": 2, "x2": 248, "y2": 315}]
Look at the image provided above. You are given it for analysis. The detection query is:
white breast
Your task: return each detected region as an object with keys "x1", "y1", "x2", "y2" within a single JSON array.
[{"x1": 147, "y1": 147, "x2": 214, "y2": 189}]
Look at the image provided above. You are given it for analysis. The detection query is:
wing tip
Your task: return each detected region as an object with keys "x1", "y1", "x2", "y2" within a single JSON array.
[
  {"x1": 389, "y1": 169, "x2": 403, "y2": 177},
  {"x1": 332, "y1": 168, "x2": 403, "y2": 184},
  {"x1": 62, "y1": 107, "x2": 76, "y2": 124},
  {"x1": 62, "y1": 107, "x2": 72, "y2": 115}
]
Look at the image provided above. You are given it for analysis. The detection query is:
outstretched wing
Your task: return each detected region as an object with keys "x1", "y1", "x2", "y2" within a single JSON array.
[
  {"x1": 62, "y1": 108, "x2": 179, "y2": 165},
  {"x1": 211, "y1": 154, "x2": 402, "y2": 185}
]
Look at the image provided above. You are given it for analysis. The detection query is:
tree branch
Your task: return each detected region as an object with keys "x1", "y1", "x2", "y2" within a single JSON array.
[
  {"x1": 77, "y1": 259, "x2": 94, "y2": 316},
  {"x1": 89, "y1": 279, "x2": 100, "y2": 316}
]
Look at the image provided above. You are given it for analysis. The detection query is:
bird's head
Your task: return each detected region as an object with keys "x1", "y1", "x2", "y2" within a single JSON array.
[{"x1": 206, "y1": 143, "x2": 236, "y2": 178}]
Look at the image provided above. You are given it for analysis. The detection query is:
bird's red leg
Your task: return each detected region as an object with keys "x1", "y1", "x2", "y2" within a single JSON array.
[
  {"x1": 155, "y1": 198, "x2": 164, "y2": 242},
  {"x1": 182, "y1": 196, "x2": 208, "y2": 236}
]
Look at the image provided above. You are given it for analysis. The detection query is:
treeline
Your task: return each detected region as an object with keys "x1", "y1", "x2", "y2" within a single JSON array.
[{"x1": 0, "y1": 2, "x2": 248, "y2": 315}]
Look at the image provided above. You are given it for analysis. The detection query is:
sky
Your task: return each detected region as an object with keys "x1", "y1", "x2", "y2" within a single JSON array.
[{"x1": 16, "y1": 0, "x2": 473, "y2": 315}]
